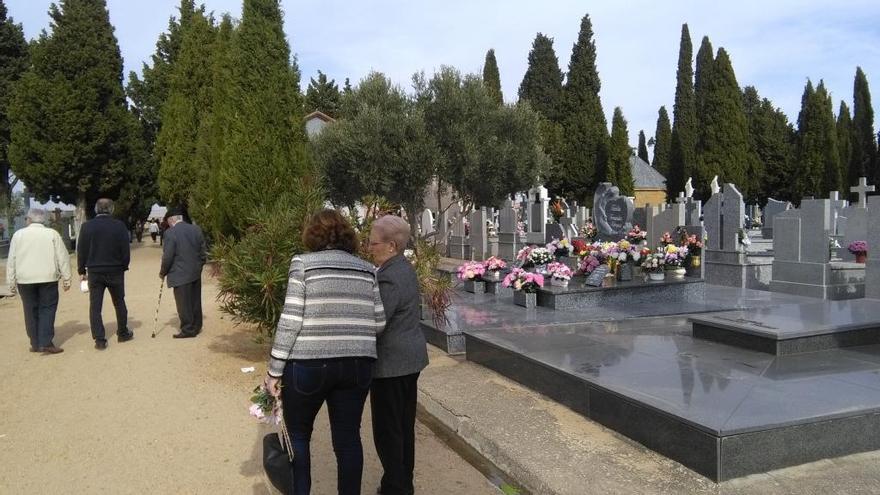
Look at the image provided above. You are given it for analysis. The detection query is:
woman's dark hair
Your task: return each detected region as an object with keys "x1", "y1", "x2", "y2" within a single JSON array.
[{"x1": 301, "y1": 209, "x2": 358, "y2": 254}]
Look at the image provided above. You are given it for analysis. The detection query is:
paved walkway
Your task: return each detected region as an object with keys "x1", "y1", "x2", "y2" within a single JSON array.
[{"x1": 0, "y1": 243, "x2": 497, "y2": 494}]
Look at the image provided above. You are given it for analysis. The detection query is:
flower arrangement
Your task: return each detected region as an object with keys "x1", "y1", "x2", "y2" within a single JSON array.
[
  {"x1": 580, "y1": 221, "x2": 598, "y2": 240},
  {"x1": 456, "y1": 261, "x2": 486, "y2": 281},
  {"x1": 550, "y1": 200, "x2": 565, "y2": 223},
  {"x1": 640, "y1": 252, "x2": 666, "y2": 273},
  {"x1": 483, "y1": 256, "x2": 507, "y2": 272},
  {"x1": 685, "y1": 234, "x2": 704, "y2": 255},
  {"x1": 546, "y1": 262, "x2": 573, "y2": 281},
  {"x1": 516, "y1": 245, "x2": 534, "y2": 266},
  {"x1": 516, "y1": 221, "x2": 527, "y2": 238},
  {"x1": 614, "y1": 239, "x2": 643, "y2": 264},
  {"x1": 660, "y1": 232, "x2": 674, "y2": 246},
  {"x1": 250, "y1": 385, "x2": 281, "y2": 425},
  {"x1": 546, "y1": 238, "x2": 571, "y2": 258},
  {"x1": 662, "y1": 244, "x2": 689, "y2": 267},
  {"x1": 738, "y1": 228, "x2": 751, "y2": 247},
  {"x1": 848, "y1": 241, "x2": 868, "y2": 255},
  {"x1": 579, "y1": 255, "x2": 602, "y2": 274},
  {"x1": 571, "y1": 239, "x2": 589, "y2": 257},
  {"x1": 627, "y1": 225, "x2": 647, "y2": 244},
  {"x1": 528, "y1": 247, "x2": 554, "y2": 266},
  {"x1": 502, "y1": 268, "x2": 545, "y2": 293}
]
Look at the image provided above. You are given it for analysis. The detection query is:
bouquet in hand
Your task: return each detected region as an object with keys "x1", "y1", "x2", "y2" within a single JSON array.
[{"x1": 250, "y1": 384, "x2": 282, "y2": 425}]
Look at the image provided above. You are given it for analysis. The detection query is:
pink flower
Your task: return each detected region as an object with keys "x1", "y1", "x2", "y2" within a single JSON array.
[{"x1": 249, "y1": 403, "x2": 266, "y2": 420}]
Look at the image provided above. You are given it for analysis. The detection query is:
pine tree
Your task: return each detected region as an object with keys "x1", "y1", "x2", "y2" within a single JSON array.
[
  {"x1": 156, "y1": 7, "x2": 216, "y2": 209},
  {"x1": 669, "y1": 24, "x2": 696, "y2": 199},
  {"x1": 482, "y1": 48, "x2": 503, "y2": 105},
  {"x1": 556, "y1": 14, "x2": 608, "y2": 201},
  {"x1": 9, "y1": 0, "x2": 138, "y2": 231},
  {"x1": 852, "y1": 67, "x2": 877, "y2": 183},
  {"x1": 0, "y1": 0, "x2": 28, "y2": 218},
  {"x1": 837, "y1": 100, "x2": 854, "y2": 190},
  {"x1": 304, "y1": 70, "x2": 341, "y2": 118},
  {"x1": 518, "y1": 33, "x2": 563, "y2": 121},
  {"x1": 652, "y1": 106, "x2": 672, "y2": 179},
  {"x1": 695, "y1": 48, "x2": 749, "y2": 198},
  {"x1": 637, "y1": 130, "x2": 649, "y2": 163},
  {"x1": 796, "y1": 80, "x2": 841, "y2": 197},
  {"x1": 208, "y1": 0, "x2": 308, "y2": 238},
  {"x1": 609, "y1": 107, "x2": 634, "y2": 196}
]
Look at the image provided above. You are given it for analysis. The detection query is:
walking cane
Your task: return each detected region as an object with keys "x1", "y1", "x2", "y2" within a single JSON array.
[{"x1": 151, "y1": 277, "x2": 165, "y2": 338}]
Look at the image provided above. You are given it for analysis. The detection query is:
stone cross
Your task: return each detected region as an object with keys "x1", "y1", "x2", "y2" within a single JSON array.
[
  {"x1": 676, "y1": 192, "x2": 687, "y2": 204},
  {"x1": 851, "y1": 177, "x2": 876, "y2": 209}
]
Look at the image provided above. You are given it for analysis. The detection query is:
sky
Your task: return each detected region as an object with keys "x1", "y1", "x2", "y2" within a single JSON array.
[{"x1": 7, "y1": 0, "x2": 880, "y2": 156}]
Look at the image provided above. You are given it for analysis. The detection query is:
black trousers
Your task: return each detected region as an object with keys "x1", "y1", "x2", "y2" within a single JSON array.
[
  {"x1": 173, "y1": 279, "x2": 202, "y2": 335},
  {"x1": 371, "y1": 372, "x2": 420, "y2": 495},
  {"x1": 88, "y1": 271, "x2": 128, "y2": 342},
  {"x1": 18, "y1": 282, "x2": 59, "y2": 349}
]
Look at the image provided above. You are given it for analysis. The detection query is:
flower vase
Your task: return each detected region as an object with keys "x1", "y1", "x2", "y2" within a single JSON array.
[
  {"x1": 513, "y1": 290, "x2": 537, "y2": 309},
  {"x1": 485, "y1": 270, "x2": 502, "y2": 282},
  {"x1": 464, "y1": 280, "x2": 485, "y2": 294},
  {"x1": 648, "y1": 271, "x2": 665, "y2": 282},
  {"x1": 550, "y1": 277, "x2": 569, "y2": 288},
  {"x1": 856, "y1": 253, "x2": 867, "y2": 264},
  {"x1": 535, "y1": 264, "x2": 549, "y2": 276},
  {"x1": 616, "y1": 262, "x2": 633, "y2": 282},
  {"x1": 669, "y1": 267, "x2": 686, "y2": 279}
]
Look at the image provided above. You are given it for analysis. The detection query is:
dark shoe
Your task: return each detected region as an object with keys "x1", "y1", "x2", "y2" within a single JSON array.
[
  {"x1": 172, "y1": 332, "x2": 197, "y2": 339},
  {"x1": 29, "y1": 346, "x2": 38, "y2": 353},
  {"x1": 40, "y1": 346, "x2": 64, "y2": 354},
  {"x1": 117, "y1": 331, "x2": 134, "y2": 343},
  {"x1": 95, "y1": 340, "x2": 108, "y2": 350}
]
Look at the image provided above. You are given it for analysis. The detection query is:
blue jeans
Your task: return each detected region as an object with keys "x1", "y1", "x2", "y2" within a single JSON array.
[
  {"x1": 18, "y1": 282, "x2": 59, "y2": 348},
  {"x1": 281, "y1": 357, "x2": 374, "y2": 495}
]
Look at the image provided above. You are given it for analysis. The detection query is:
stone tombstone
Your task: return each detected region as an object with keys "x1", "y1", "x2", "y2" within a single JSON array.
[
  {"x1": 774, "y1": 199, "x2": 831, "y2": 264},
  {"x1": 632, "y1": 206, "x2": 648, "y2": 233},
  {"x1": 592, "y1": 183, "x2": 634, "y2": 241},
  {"x1": 721, "y1": 184, "x2": 746, "y2": 253},
  {"x1": 576, "y1": 207, "x2": 589, "y2": 228},
  {"x1": 866, "y1": 196, "x2": 880, "y2": 299},
  {"x1": 761, "y1": 198, "x2": 791, "y2": 239},
  {"x1": 420, "y1": 209, "x2": 435, "y2": 237},
  {"x1": 527, "y1": 186, "x2": 550, "y2": 244},
  {"x1": 646, "y1": 202, "x2": 685, "y2": 247},
  {"x1": 851, "y1": 177, "x2": 876, "y2": 209},
  {"x1": 685, "y1": 198, "x2": 702, "y2": 227},
  {"x1": 703, "y1": 192, "x2": 722, "y2": 251},
  {"x1": 497, "y1": 198, "x2": 520, "y2": 260},
  {"x1": 468, "y1": 208, "x2": 489, "y2": 260},
  {"x1": 446, "y1": 204, "x2": 470, "y2": 259}
]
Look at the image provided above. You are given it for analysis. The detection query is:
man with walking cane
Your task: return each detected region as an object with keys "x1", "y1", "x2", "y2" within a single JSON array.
[{"x1": 159, "y1": 209, "x2": 207, "y2": 339}]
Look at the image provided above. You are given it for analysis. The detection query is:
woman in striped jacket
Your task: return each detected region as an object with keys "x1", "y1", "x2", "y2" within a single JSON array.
[{"x1": 265, "y1": 209, "x2": 385, "y2": 495}]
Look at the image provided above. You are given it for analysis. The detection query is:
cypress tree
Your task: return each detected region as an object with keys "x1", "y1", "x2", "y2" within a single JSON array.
[
  {"x1": 837, "y1": 101, "x2": 854, "y2": 190},
  {"x1": 695, "y1": 48, "x2": 749, "y2": 198},
  {"x1": 694, "y1": 36, "x2": 714, "y2": 125},
  {"x1": 637, "y1": 130, "x2": 649, "y2": 163},
  {"x1": 669, "y1": 24, "x2": 696, "y2": 199},
  {"x1": 0, "y1": 0, "x2": 28, "y2": 218},
  {"x1": 652, "y1": 106, "x2": 672, "y2": 181},
  {"x1": 304, "y1": 70, "x2": 341, "y2": 117},
  {"x1": 742, "y1": 86, "x2": 764, "y2": 203},
  {"x1": 609, "y1": 107, "x2": 634, "y2": 196},
  {"x1": 557, "y1": 14, "x2": 609, "y2": 201},
  {"x1": 796, "y1": 80, "x2": 841, "y2": 197},
  {"x1": 518, "y1": 33, "x2": 563, "y2": 121},
  {"x1": 156, "y1": 7, "x2": 216, "y2": 209},
  {"x1": 852, "y1": 67, "x2": 877, "y2": 183},
  {"x1": 209, "y1": 0, "x2": 308, "y2": 238},
  {"x1": 482, "y1": 48, "x2": 503, "y2": 105},
  {"x1": 9, "y1": 0, "x2": 136, "y2": 231}
]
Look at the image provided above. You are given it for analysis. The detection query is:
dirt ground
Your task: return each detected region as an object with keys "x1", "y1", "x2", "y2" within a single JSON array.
[{"x1": 0, "y1": 242, "x2": 497, "y2": 494}]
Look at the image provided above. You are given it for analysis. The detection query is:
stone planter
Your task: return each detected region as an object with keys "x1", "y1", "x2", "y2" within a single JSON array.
[
  {"x1": 485, "y1": 280, "x2": 510, "y2": 295},
  {"x1": 647, "y1": 271, "x2": 666, "y2": 282},
  {"x1": 464, "y1": 280, "x2": 485, "y2": 294},
  {"x1": 513, "y1": 290, "x2": 537, "y2": 309},
  {"x1": 667, "y1": 267, "x2": 686, "y2": 279},
  {"x1": 484, "y1": 270, "x2": 502, "y2": 282},
  {"x1": 550, "y1": 277, "x2": 569, "y2": 288},
  {"x1": 616, "y1": 262, "x2": 633, "y2": 282}
]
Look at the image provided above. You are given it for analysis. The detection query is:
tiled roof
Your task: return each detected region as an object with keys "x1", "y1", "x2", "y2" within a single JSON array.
[{"x1": 630, "y1": 154, "x2": 666, "y2": 189}]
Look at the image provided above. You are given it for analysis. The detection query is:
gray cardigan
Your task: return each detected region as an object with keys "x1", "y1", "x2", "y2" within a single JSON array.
[{"x1": 374, "y1": 254, "x2": 429, "y2": 378}]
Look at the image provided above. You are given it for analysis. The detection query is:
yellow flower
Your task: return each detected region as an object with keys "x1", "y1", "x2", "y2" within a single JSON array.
[
  {"x1": 666, "y1": 244, "x2": 678, "y2": 254},
  {"x1": 514, "y1": 280, "x2": 523, "y2": 290},
  {"x1": 618, "y1": 240, "x2": 631, "y2": 250}
]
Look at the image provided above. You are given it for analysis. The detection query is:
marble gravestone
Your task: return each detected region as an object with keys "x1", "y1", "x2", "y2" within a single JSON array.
[
  {"x1": 446, "y1": 206, "x2": 471, "y2": 259},
  {"x1": 841, "y1": 178, "x2": 876, "y2": 262},
  {"x1": 592, "y1": 183, "x2": 634, "y2": 242},
  {"x1": 468, "y1": 208, "x2": 489, "y2": 260},
  {"x1": 527, "y1": 186, "x2": 550, "y2": 244},
  {"x1": 770, "y1": 199, "x2": 864, "y2": 300},
  {"x1": 866, "y1": 196, "x2": 880, "y2": 300},
  {"x1": 703, "y1": 183, "x2": 769, "y2": 288},
  {"x1": 644, "y1": 203, "x2": 685, "y2": 249},
  {"x1": 420, "y1": 209, "x2": 435, "y2": 237},
  {"x1": 497, "y1": 199, "x2": 520, "y2": 261},
  {"x1": 761, "y1": 198, "x2": 791, "y2": 239}
]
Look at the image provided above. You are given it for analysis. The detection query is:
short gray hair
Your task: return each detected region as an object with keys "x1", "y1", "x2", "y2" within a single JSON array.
[
  {"x1": 95, "y1": 198, "x2": 114, "y2": 215},
  {"x1": 26, "y1": 208, "x2": 48, "y2": 224},
  {"x1": 373, "y1": 215, "x2": 410, "y2": 254},
  {"x1": 169, "y1": 215, "x2": 183, "y2": 224}
]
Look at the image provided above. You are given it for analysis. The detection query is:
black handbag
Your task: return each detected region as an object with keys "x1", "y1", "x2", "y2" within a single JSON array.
[{"x1": 263, "y1": 414, "x2": 295, "y2": 493}]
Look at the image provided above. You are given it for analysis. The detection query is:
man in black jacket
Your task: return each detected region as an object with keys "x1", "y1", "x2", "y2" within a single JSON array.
[
  {"x1": 159, "y1": 210, "x2": 207, "y2": 339},
  {"x1": 78, "y1": 198, "x2": 133, "y2": 350}
]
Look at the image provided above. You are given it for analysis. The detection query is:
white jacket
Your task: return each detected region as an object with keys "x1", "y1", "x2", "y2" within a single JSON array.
[{"x1": 6, "y1": 223, "x2": 72, "y2": 286}]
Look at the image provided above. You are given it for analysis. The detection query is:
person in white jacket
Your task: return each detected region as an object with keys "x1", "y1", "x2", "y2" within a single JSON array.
[{"x1": 6, "y1": 208, "x2": 72, "y2": 354}]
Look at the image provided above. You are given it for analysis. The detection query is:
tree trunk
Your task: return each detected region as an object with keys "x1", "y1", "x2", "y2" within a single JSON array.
[{"x1": 74, "y1": 192, "x2": 87, "y2": 241}]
